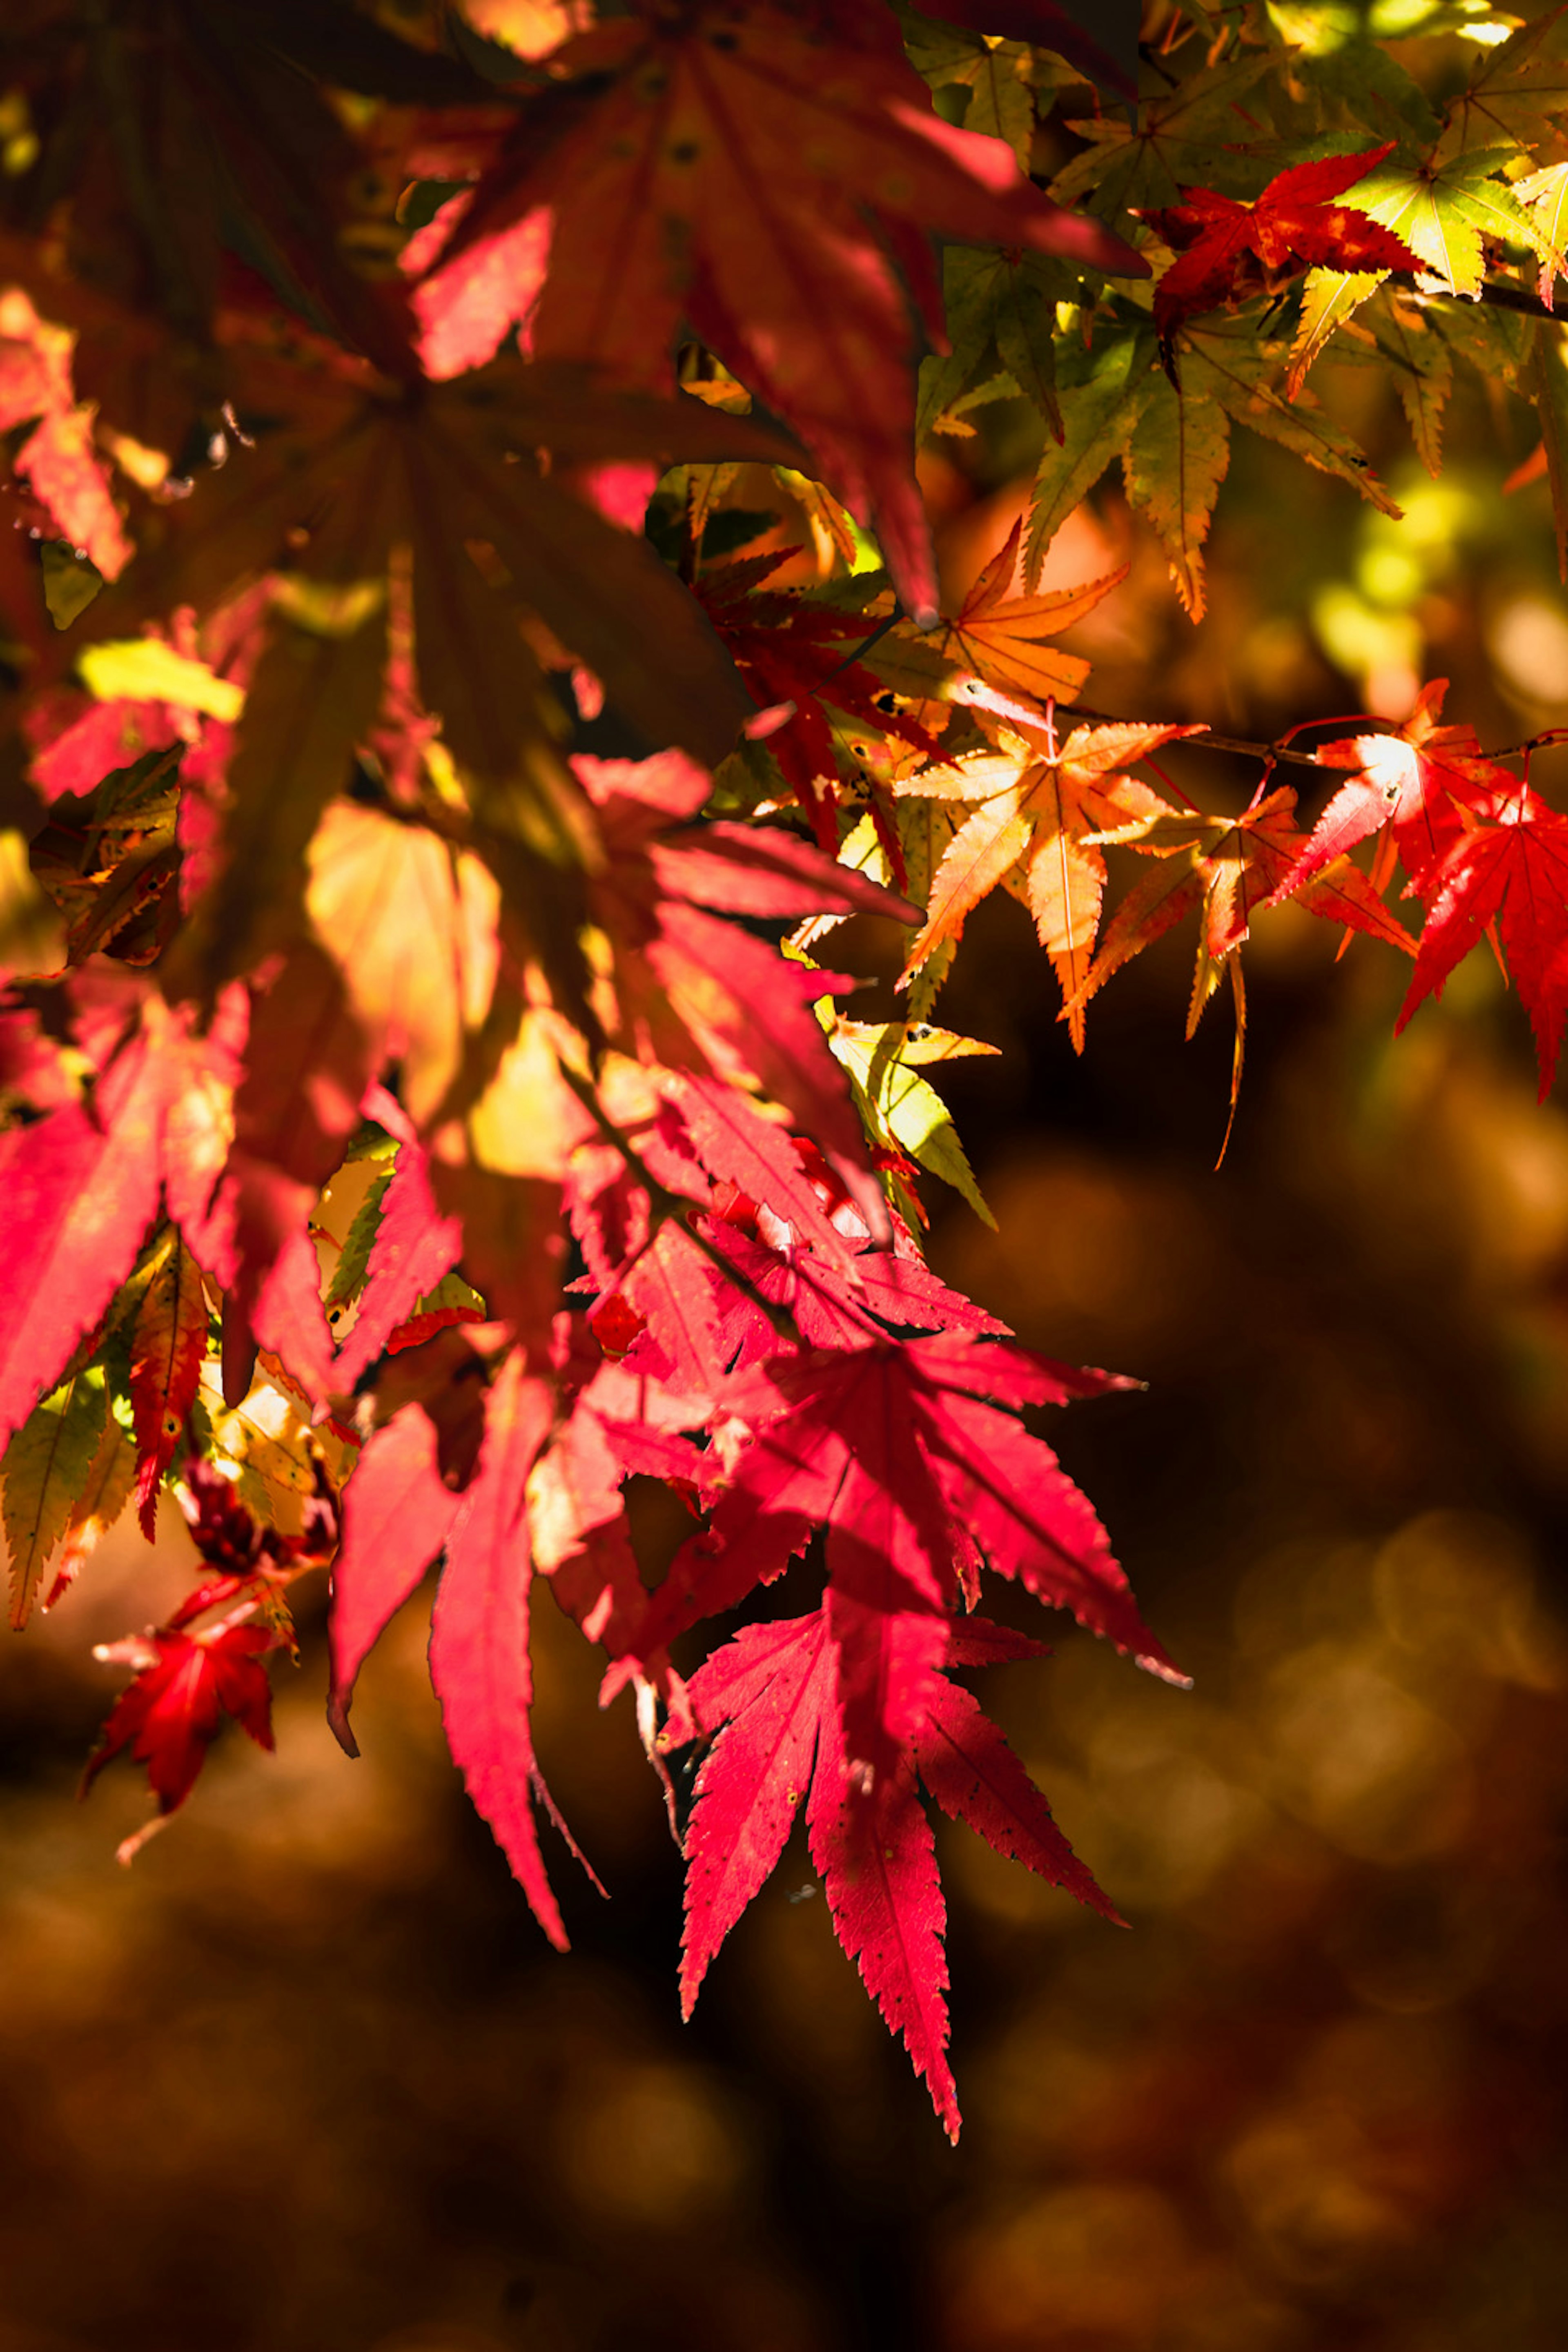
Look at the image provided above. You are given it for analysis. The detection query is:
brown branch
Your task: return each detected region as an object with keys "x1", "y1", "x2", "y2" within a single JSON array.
[
  {"x1": 1401, "y1": 272, "x2": 1559, "y2": 323},
  {"x1": 1071, "y1": 708, "x2": 1568, "y2": 780},
  {"x1": 1068, "y1": 705, "x2": 1405, "y2": 771}
]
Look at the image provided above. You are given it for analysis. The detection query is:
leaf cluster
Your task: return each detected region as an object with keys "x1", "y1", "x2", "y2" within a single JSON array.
[{"x1": 0, "y1": 0, "x2": 1565, "y2": 2136}]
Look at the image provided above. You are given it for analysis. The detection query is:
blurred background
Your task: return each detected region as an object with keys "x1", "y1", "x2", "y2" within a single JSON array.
[{"x1": 4, "y1": 336, "x2": 1568, "y2": 2352}]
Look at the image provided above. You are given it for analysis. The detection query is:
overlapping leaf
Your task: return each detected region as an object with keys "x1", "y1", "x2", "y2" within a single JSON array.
[
  {"x1": 897, "y1": 717, "x2": 1200, "y2": 1037},
  {"x1": 679, "y1": 1604, "x2": 1118, "y2": 2137},
  {"x1": 414, "y1": 0, "x2": 1143, "y2": 621}
]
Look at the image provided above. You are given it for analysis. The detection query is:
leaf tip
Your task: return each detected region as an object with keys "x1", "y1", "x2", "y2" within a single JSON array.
[{"x1": 327, "y1": 1688, "x2": 361, "y2": 1759}]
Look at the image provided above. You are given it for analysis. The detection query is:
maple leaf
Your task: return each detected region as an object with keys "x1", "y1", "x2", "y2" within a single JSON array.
[
  {"x1": 806, "y1": 1681, "x2": 958, "y2": 2135},
  {"x1": 0, "y1": 980, "x2": 243, "y2": 1464},
  {"x1": 1267, "y1": 682, "x2": 1492, "y2": 905},
  {"x1": 414, "y1": 0, "x2": 1143, "y2": 621},
  {"x1": 328, "y1": 1355, "x2": 596, "y2": 1943},
  {"x1": 575, "y1": 748, "x2": 918, "y2": 1228},
  {"x1": 428, "y1": 1352, "x2": 578, "y2": 1945},
  {"x1": 84, "y1": 1619, "x2": 282, "y2": 1829},
  {"x1": 327, "y1": 1403, "x2": 461, "y2": 1744},
  {"x1": 1396, "y1": 777, "x2": 1568, "y2": 1100},
  {"x1": 1145, "y1": 145, "x2": 1421, "y2": 359},
  {"x1": 678, "y1": 1604, "x2": 1119, "y2": 2138},
  {"x1": 1046, "y1": 49, "x2": 1280, "y2": 223},
  {"x1": 1025, "y1": 309, "x2": 1399, "y2": 619},
  {"x1": 635, "y1": 1331, "x2": 1182, "y2": 1795},
  {"x1": 916, "y1": 521, "x2": 1125, "y2": 714},
  {"x1": 1075, "y1": 785, "x2": 1414, "y2": 1027},
  {"x1": 897, "y1": 717, "x2": 1200, "y2": 1042},
  {"x1": 1343, "y1": 145, "x2": 1566, "y2": 307}
]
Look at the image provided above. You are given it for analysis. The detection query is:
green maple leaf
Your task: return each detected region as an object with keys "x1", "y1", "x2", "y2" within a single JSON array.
[
  {"x1": 1348, "y1": 145, "x2": 1561, "y2": 298},
  {"x1": 1049, "y1": 49, "x2": 1279, "y2": 218}
]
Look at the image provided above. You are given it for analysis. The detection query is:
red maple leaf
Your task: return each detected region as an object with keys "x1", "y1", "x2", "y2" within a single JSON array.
[
  {"x1": 1267, "y1": 682, "x2": 1494, "y2": 906},
  {"x1": 577, "y1": 747, "x2": 918, "y2": 1229},
  {"x1": 1397, "y1": 776, "x2": 1568, "y2": 1099},
  {"x1": 85, "y1": 1619, "x2": 281, "y2": 1821},
  {"x1": 1146, "y1": 145, "x2": 1419, "y2": 353},
  {"x1": 678, "y1": 1605, "x2": 1119, "y2": 2139},
  {"x1": 328, "y1": 1355, "x2": 597, "y2": 1946},
  {"x1": 632, "y1": 1330, "x2": 1183, "y2": 1794},
  {"x1": 0, "y1": 976, "x2": 245, "y2": 1461}
]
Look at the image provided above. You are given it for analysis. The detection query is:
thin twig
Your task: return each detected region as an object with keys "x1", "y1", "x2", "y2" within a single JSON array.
[
  {"x1": 821, "y1": 605, "x2": 904, "y2": 685},
  {"x1": 1068, "y1": 704, "x2": 1402, "y2": 770},
  {"x1": 1406, "y1": 272, "x2": 1560, "y2": 323}
]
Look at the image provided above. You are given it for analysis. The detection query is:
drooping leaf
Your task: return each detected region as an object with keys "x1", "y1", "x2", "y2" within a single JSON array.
[
  {"x1": 640, "y1": 1332, "x2": 1183, "y2": 1801},
  {"x1": 327, "y1": 1405, "x2": 461, "y2": 1743},
  {"x1": 429, "y1": 1353, "x2": 571, "y2": 1944},
  {"x1": 2, "y1": 1365, "x2": 109, "y2": 1628},
  {"x1": 680, "y1": 1608, "x2": 836, "y2": 2016},
  {"x1": 128, "y1": 1232, "x2": 210, "y2": 1539},
  {"x1": 912, "y1": 1659, "x2": 1120, "y2": 1922},
  {"x1": 805, "y1": 1675, "x2": 959, "y2": 2138}
]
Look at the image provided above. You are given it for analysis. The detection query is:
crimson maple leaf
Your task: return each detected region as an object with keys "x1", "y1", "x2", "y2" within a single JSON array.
[
  {"x1": 1145, "y1": 145, "x2": 1419, "y2": 358},
  {"x1": 677, "y1": 1605, "x2": 1120, "y2": 2139},
  {"x1": 1267, "y1": 682, "x2": 1494, "y2": 906},
  {"x1": 630, "y1": 1330, "x2": 1183, "y2": 1796},
  {"x1": 0, "y1": 974, "x2": 244, "y2": 1463},
  {"x1": 85, "y1": 1619, "x2": 280, "y2": 1824},
  {"x1": 576, "y1": 747, "x2": 918, "y2": 1228},
  {"x1": 80, "y1": 1452, "x2": 334, "y2": 1846},
  {"x1": 327, "y1": 1353, "x2": 598, "y2": 1947},
  {"x1": 1396, "y1": 775, "x2": 1568, "y2": 1099}
]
